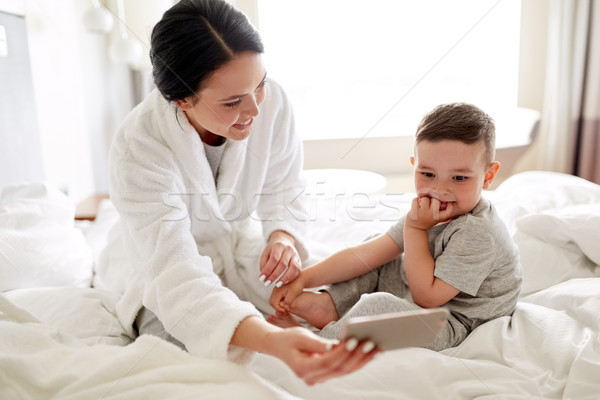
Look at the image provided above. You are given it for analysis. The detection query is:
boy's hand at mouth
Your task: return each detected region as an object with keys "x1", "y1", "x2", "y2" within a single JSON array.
[{"x1": 406, "y1": 196, "x2": 455, "y2": 230}]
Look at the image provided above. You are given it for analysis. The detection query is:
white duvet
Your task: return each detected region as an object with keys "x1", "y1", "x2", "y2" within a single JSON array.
[
  {"x1": 1, "y1": 171, "x2": 599, "y2": 399},
  {"x1": 0, "y1": 295, "x2": 298, "y2": 400},
  {"x1": 3, "y1": 279, "x2": 597, "y2": 399},
  {"x1": 252, "y1": 278, "x2": 600, "y2": 399}
]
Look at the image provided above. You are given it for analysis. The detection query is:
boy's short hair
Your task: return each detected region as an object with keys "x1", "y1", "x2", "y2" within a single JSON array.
[{"x1": 415, "y1": 103, "x2": 496, "y2": 165}]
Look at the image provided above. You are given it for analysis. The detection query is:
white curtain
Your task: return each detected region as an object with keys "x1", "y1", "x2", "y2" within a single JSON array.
[
  {"x1": 573, "y1": 1, "x2": 600, "y2": 183},
  {"x1": 537, "y1": 0, "x2": 600, "y2": 184}
]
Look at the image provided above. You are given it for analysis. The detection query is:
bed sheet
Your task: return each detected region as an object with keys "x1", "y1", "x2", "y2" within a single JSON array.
[
  {"x1": 0, "y1": 293, "x2": 300, "y2": 400},
  {"x1": 1, "y1": 171, "x2": 599, "y2": 399},
  {"x1": 251, "y1": 278, "x2": 600, "y2": 399},
  {"x1": 0, "y1": 183, "x2": 93, "y2": 291}
]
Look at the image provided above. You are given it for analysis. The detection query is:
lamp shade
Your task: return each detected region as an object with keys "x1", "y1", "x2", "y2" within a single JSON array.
[
  {"x1": 83, "y1": 6, "x2": 114, "y2": 33},
  {"x1": 109, "y1": 35, "x2": 143, "y2": 65}
]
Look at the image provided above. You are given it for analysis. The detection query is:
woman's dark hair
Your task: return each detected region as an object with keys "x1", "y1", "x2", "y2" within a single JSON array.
[
  {"x1": 415, "y1": 102, "x2": 496, "y2": 165},
  {"x1": 150, "y1": 0, "x2": 264, "y2": 102}
]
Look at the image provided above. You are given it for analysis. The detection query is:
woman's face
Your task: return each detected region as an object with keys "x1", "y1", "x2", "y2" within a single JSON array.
[{"x1": 176, "y1": 52, "x2": 267, "y2": 144}]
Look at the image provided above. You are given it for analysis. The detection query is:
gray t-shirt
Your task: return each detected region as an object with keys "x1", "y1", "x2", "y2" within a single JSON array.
[
  {"x1": 387, "y1": 197, "x2": 522, "y2": 331},
  {"x1": 203, "y1": 141, "x2": 226, "y2": 180}
]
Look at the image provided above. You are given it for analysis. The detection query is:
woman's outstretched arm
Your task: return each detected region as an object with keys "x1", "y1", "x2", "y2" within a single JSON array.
[{"x1": 231, "y1": 316, "x2": 377, "y2": 385}]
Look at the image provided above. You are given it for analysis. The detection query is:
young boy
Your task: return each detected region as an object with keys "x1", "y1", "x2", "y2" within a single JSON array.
[{"x1": 268, "y1": 102, "x2": 523, "y2": 351}]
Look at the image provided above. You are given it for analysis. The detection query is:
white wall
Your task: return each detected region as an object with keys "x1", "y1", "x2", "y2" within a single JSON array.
[
  {"x1": 303, "y1": 0, "x2": 551, "y2": 192},
  {"x1": 24, "y1": 1, "x2": 95, "y2": 201},
  {"x1": 0, "y1": 0, "x2": 157, "y2": 202},
  {"x1": 234, "y1": 0, "x2": 552, "y2": 193},
  {"x1": 0, "y1": 0, "x2": 135, "y2": 202},
  {"x1": 0, "y1": 0, "x2": 554, "y2": 200},
  {"x1": 513, "y1": 0, "x2": 549, "y2": 174}
]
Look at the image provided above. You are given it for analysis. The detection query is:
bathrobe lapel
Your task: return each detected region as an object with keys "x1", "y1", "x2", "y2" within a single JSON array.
[
  {"x1": 159, "y1": 104, "x2": 228, "y2": 233},
  {"x1": 158, "y1": 97, "x2": 254, "y2": 279},
  {"x1": 215, "y1": 138, "x2": 249, "y2": 219}
]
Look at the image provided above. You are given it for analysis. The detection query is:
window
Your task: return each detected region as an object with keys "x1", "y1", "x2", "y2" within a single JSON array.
[{"x1": 257, "y1": 0, "x2": 522, "y2": 141}]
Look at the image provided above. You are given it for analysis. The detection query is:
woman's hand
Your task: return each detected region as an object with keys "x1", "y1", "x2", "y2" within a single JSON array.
[
  {"x1": 260, "y1": 230, "x2": 302, "y2": 287},
  {"x1": 232, "y1": 317, "x2": 378, "y2": 385},
  {"x1": 267, "y1": 326, "x2": 378, "y2": 385}
]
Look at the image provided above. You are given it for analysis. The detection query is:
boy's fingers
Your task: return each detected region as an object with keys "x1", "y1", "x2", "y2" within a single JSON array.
[
  {"x1": 269, "y1": 287, "x2": 285, "y2": 309},
  {"x1": 439, "y1": 202, "x2": 455, "y2": 221},
  {"x1": 282, "y1": 291, "x2": 296, "y2": 309},
  {"x1": 273, "y1": 309, "x2": 287, "y2": 318},
  {"x1": 430, "y1": 198, "x2": 440, "y2": 221}
]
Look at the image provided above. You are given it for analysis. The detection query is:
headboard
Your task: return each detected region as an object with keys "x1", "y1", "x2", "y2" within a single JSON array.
[{"x1": 0, "y1": 10, "x2": 44, "y2": 190}]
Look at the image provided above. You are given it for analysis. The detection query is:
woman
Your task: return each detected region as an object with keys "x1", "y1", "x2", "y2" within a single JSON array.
[{"x1": 95, "y1": 0, "x2": 376, "y2": 385}]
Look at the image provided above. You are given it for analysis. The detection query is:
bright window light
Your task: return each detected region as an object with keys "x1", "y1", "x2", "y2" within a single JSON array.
[{"x1": 257, "y1": 0, "x2": 522, "y2": 140}]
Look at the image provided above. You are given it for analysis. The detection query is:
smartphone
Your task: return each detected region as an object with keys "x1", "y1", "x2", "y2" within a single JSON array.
[{"x1": 339, "y1": 308, "x2": 450, "y2": 351}]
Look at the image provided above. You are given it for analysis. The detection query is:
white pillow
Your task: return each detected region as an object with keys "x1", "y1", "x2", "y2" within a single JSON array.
[
  {"x1": 4, "y1": 287, "x2": 134, "y2": 346},
  {"x1": 514, "y1": 230, "x2": 598, "y2": 297},
  {"x1": 513, "y1": 203, "x2": 600, "y2": 296},
  {"x1": 516, "y1": 203, "x2": 600, "y2": 265},
  {"x1": 521, "y1": 278, "x2": 600, "y2": 331},
  {"x1": 0, "y1": 182, "x2": 93, "y2": 291},
  {"x1": 492, "y1": 171, "x2": 600, "y2": 234}
]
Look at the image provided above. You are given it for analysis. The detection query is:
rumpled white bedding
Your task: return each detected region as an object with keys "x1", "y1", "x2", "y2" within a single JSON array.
[
  {"x1": 0, "y1": 183, "x2": 92, "y2": 291},
  {"x1": 252, "y1": 278, "x2": 600, "y2": 399},
  {"x1": 1, "y1": 171, "x2": 599, "y2": 399},
  {"x1": 0, "y1": 294, "x2": 299, "y2": 400}
]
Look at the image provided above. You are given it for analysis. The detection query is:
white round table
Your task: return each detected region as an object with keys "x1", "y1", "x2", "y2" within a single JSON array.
[{"x1": 303, "y1": 168, "x2": 387, "y2": 198}]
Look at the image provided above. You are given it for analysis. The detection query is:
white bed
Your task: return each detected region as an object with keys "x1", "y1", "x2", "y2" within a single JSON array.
[{"x1": 1, "y1": 171, "x2": 599, "y2": 399}]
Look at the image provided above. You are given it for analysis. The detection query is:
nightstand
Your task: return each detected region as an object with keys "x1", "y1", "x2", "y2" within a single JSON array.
[
  {"x1": 303, "y1": 169, "x2": 387, "y2": 197},
  {"x1": 75, "y1": 193, "x2": 109, "y2": 221}
]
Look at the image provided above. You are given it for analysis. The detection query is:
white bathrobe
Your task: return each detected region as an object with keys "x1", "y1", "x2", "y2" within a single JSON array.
[{"x1": 94, "y1": 80, "x2": 309, "y2": 362}]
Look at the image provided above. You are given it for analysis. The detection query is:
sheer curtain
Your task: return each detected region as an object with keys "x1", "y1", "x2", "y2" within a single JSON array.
[
  {"x1": 537, "y1": 0, "x2": 600, "y2": 184},
  {"x1": 572, "y1": 1, "x2": 600, "y2": 183}
]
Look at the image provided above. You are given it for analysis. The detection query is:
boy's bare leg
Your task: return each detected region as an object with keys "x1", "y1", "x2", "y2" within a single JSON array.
[{"x1": 289, "y1": 291, "x2": 339, "y2": 330}]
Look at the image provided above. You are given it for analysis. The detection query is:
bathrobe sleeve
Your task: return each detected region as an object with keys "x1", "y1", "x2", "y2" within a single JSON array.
[
  {"x1": 109, "y1": 100, "x2": 262, "y2": 362},
  {"x1": 255, "y1": 81, "x2": 310, "y2": 260}
]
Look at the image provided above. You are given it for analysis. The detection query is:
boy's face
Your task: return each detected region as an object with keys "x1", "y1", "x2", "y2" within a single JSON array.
[{"x1": 411, "y1": 139, "x2": 499, "y2": 218}]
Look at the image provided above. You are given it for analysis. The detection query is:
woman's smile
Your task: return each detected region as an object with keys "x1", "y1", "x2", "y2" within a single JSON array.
[
  {"x1": 175, "y1": 52, "x2": 266, "y2": 143},
  {"x1": 233, "y1": 118, "x2": 254, "y2": 130}
]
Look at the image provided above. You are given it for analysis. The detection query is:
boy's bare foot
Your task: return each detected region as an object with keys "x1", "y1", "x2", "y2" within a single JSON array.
[
  {"x1": 266, "y1": 311, "x2": 302, "y2": 328},
  {"x1": 289, "y1": 291, "x2": 338, "y2": 330}
]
